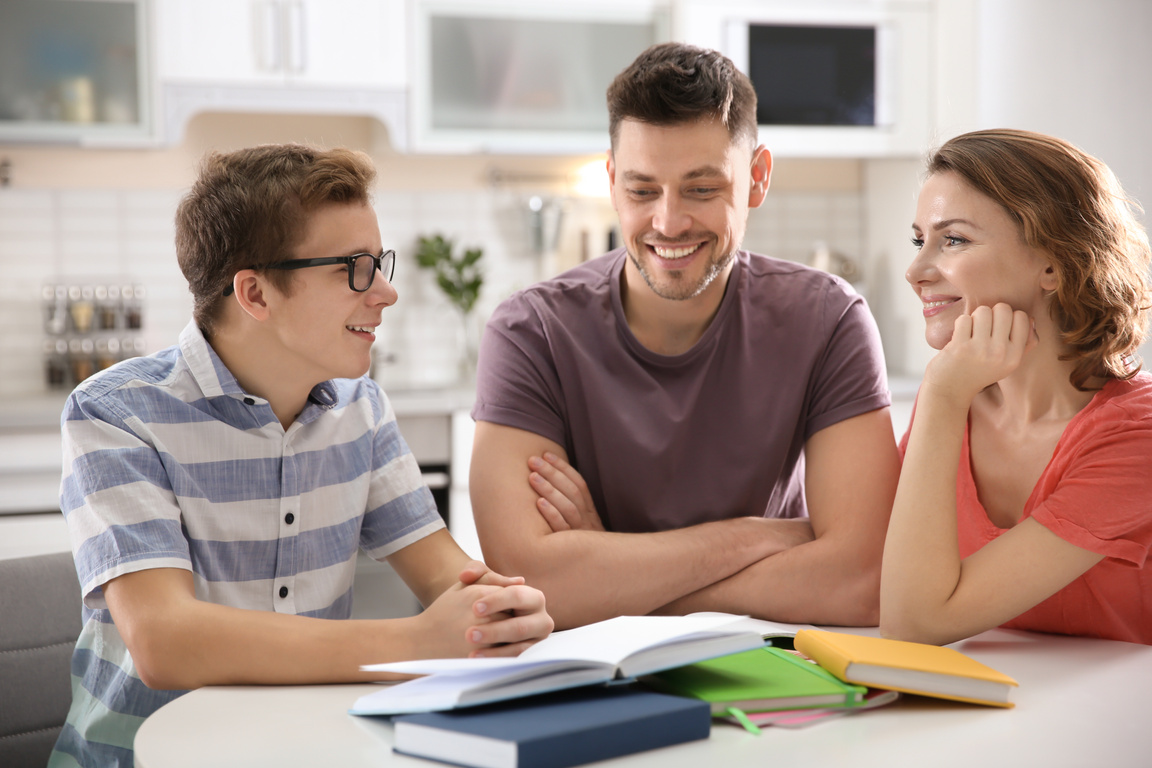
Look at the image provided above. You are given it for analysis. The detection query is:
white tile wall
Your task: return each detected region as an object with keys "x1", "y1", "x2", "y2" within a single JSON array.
[
  {"x1": 0, "y1": 187, "x2": 866, "y2": 397},
  {"x1": 744, "y1": 190, "x2": 865, "y2": 270},
  {"x1": 0, "y1": 188, "x2": 188, "y2": 398}
]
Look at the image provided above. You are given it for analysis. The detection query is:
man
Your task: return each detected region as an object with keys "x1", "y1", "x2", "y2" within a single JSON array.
[
  {"x1": 51, "y1": 145, "x2": 551, "y2": 768},
  {"x1": 469, "y1": 43, "x2": 899, "y2": 630}
]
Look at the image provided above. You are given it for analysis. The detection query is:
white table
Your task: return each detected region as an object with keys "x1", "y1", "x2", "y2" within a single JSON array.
[{"x1": 135, "y1": 628, "x2": 1152, "y2": 768}]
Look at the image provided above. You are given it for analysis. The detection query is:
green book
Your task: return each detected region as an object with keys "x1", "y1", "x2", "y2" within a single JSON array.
[{"x1": 643, "y1": 646, "x2": 868, "y2": 715}]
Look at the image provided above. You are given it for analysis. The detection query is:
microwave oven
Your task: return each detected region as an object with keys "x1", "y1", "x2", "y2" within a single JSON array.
[{"x1": 679, "y1": 0, "x2": 932, "y2": 157}]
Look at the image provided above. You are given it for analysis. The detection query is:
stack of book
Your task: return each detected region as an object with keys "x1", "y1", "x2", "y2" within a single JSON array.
[
  {"x1": 349, "y1": 616, "x2": 1020, "y2": 767},
  {"x1": 641, "y1": 629, "x2": 1020, "y2": 733},
  {"x1": 352, "y1": 614, "x2": 771, "y2": 768},
  {"x1": 641, "y1": 645, "x2": 894, "y2": 733}
]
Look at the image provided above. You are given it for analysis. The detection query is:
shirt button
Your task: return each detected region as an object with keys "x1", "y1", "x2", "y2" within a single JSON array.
[
  {"x1": 285, "y1": 512, "x2": 295, "y2": 525},
  {"x1": 279, "y1": 586, "x2": 289, "y2": 599},
  {"x1": 243, "y1": 397, "x2": 255, "y2": 405}
]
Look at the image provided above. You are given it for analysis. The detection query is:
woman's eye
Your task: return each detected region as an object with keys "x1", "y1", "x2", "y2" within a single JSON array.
[
  {"x1": 910, "y1": 237, "x2": 924, "y2": 249},
  {"x1": 945, "y1": 235, "x2": 967, "y2": 246}
]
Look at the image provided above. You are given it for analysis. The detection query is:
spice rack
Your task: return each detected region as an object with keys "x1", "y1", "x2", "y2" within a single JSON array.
[{"x1": 42, "y1": 281, "x2": 145, "y2": 389}]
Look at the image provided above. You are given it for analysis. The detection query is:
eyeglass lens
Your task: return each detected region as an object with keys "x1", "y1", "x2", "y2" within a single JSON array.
[{"x1": 352, "y1": 251, "x2": 395, "y2": 291}]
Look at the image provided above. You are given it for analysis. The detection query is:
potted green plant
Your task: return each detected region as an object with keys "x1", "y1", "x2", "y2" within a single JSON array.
[{"x1": 414, "y1": 234, "x2": 485, "y2": 381}]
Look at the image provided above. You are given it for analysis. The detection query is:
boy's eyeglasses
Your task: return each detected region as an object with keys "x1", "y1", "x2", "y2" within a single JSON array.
[{"x1": 223, "y1": 250, "x2": 396, "y2": 296}]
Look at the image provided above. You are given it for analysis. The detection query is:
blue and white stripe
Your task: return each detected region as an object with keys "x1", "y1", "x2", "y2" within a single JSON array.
[{"x1": 49, "y1": 321, "x2": 443, "y2": 768}]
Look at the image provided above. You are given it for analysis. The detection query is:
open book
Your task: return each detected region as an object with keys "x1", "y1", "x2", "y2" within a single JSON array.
[{"x1": 350, "y1": 613, "x2": 799, "y2": 716}]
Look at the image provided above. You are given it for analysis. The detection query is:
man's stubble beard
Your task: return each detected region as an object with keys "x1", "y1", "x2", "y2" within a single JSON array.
[{"x1": 627, "y1": 243, "x2": 738, "y2": 301}]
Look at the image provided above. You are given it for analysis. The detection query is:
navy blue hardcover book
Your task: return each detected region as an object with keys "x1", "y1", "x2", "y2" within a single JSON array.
[{"x1": 391, "y1": 685, "x2": 711, "y2": 768}]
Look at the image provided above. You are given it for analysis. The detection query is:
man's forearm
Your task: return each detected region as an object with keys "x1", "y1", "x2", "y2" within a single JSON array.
[
  {"x1": 656, "y1": 525, "x2": 883, "y2": 626},
  {"x1": 481, "y1": 516, "x2": 796, "y2": 629}
]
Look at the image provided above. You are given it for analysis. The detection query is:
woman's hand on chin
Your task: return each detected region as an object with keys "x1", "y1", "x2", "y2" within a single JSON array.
[{"x1": 924, "y1": 302, "x2": 1036, "y2": 404}]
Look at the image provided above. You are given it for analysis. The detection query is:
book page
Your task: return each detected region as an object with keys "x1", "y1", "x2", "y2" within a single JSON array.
[
  {"x1": 686, "y1": 612, "x2": 817, "y2": 639},
  {"x1": 516, "y1": 614, "x2": 755, "y2": 666},
  {"x1": 363, "y1": 614, "x2": 755, "y2": 675}
]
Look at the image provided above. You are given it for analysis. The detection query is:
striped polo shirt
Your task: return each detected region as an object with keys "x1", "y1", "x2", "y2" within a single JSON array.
[{"x1": 49, "y1": 321, "x2": 444, "y2": 768}]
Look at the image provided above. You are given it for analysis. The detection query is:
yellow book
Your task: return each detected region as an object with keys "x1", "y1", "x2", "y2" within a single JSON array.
[{"x1": 793, "y1": 630, "x2": 1018, "y2": 708}]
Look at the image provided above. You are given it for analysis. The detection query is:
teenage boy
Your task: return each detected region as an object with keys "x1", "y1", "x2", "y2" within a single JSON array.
[
  {"x1": 50, "y1": 145, "x2": 552, "y2": 768},
  {"x1": 470, "y1": 43, "x2": 900, "y2": 629}
]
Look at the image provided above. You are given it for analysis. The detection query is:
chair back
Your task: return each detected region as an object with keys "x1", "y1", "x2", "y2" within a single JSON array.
[{"x1": 0, "y1": 551, "x2": 82, "y2": 768}]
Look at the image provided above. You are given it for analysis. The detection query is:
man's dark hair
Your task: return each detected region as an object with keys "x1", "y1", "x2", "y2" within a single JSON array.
[{"x1": 607, "y1": 42, "x2": 758, "y2": 149}]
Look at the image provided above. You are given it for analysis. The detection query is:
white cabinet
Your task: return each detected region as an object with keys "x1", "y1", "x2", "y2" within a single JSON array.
[
  {"x1": 155, "y1": 0, "x2": 408, "y2": 146},
  {"x1": 409, "y1": 0, "x2": 671, "y2": 153},
  {"x1": 158, "y1": 0, "x2": 405, "y2": 90},
  {"x1": 0, "y1": 0, "x2": 154, "y2": 145}
]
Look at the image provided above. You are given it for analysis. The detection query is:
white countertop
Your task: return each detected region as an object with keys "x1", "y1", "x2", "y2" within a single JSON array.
[{"x1": 0, "y1": 386, "x2": 476, "y2": 432}]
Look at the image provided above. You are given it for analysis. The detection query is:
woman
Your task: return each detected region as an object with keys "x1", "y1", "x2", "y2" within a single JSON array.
[{"x1": 881, "y1": 128, "x2": 1152, "y2": 646}]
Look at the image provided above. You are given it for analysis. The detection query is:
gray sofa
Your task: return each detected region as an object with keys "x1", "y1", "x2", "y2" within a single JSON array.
[{"x1": 0, "y1": 552, "x2": 82, "y2": 768}]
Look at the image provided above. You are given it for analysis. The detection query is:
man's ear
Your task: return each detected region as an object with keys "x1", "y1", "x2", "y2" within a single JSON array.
[
  {"x1": 748, "y1": 145, "x2": 772, "y2": 208},
  {"x1": 231, "y1": 270, "x2": 271, "y2": 322},
  {"x1": 606, "y1": 151, "x2": 618, "y2": 212}
]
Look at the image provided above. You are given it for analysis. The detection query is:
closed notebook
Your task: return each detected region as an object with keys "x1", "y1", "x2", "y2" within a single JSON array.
[
  {"x1": 794, "y1": 630, "x2": 1018, "y2": 708},
  {"x1": 644, "y1": 646, "x2": 867, "y2": 714},
  {"x1": 391, "y1": 685, "x2": 711, "y2": 768}
]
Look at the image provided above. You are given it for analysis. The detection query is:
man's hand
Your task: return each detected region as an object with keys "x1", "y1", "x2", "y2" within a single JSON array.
[
  {"x1": 527, "y1": 452, "x2": 605, "y2": 532},
  {"x1": 924, "y1": 303, "x2": 1036, "y2": 404}
]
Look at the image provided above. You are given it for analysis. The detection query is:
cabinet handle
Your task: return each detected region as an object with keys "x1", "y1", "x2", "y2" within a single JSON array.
[
  {"x1": 286, "y1": 1, "x2": 307, "y2": 75},
  {"x1": 254, "y1": 0, "x2": 283, "y2": 72}
]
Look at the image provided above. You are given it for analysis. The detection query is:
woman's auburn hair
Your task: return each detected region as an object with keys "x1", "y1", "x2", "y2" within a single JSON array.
[{"x1": 927, "y1": 128, "x2": 1152, "y2": 390}]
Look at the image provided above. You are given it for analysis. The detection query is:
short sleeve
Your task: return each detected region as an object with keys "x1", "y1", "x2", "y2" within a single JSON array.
[
  {"x1": 61, "y1": 391, "x2": 191, "y2": 608},
  {"x1": 361, "y1": 384, "x2": 445, "y2": 558},
  {"x1": 1029, "y1": 414, "x2": 1152, "y2": 567},
  {"x1": 471, "y1": 293, "x2": 569, "y2": 447},
  {"x1": 804, "y1": 286, "x2": 891, "y2": 439}
]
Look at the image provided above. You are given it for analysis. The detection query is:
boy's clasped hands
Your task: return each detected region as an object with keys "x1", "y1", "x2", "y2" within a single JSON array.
[{"x1": 418, "y1": 561, "x2": 553, "y2": 659}]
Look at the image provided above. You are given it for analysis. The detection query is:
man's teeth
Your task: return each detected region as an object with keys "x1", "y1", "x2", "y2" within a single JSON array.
[{"x1": 653, "y1": 244, "x2": 698, "y2": 259}]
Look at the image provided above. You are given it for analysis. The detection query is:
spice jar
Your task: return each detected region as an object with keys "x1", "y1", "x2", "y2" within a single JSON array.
[
  {"x1": 69, "y1": 338, "x2": 95, "y2": 383},
  {"x1": 69, "y1": 285, "x2": 95, "y2": 333},
  {"x1": 45, "y1": 339, "x2": 68, "y2": 388}
]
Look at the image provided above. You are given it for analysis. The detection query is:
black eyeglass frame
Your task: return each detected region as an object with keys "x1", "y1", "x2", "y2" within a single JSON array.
[{"x1": 223, "y1": 250, "x2": 396, "y2": 296}]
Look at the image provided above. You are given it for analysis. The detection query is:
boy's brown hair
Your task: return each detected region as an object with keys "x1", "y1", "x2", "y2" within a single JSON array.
[{"x1": 175, "y1": 144, "x2": 376, "y2": 335}]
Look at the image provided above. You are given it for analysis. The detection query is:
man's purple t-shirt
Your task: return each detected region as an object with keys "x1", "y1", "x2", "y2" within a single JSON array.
[{"x1": 472, "y1": 249, "x2": 890, "y2": 533}]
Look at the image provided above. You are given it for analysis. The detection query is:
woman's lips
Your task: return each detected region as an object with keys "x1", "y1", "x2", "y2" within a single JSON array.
[{"x1": 921, "y1": 296, "x2": 961, "y2": 317}]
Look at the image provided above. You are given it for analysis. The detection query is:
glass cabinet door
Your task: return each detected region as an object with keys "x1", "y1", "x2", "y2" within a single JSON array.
[
  {"x1": 0, "y1": 0, "x2": 152, "y2": 144},
  {"x1": 412, "y1": 2, "x2": 670, "y2": 153}
]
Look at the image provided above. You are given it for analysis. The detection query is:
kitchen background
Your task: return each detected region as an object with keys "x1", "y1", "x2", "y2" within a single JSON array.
[{"x1": 2, "y1": 0, "x2": 1150, "y2": 615}]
